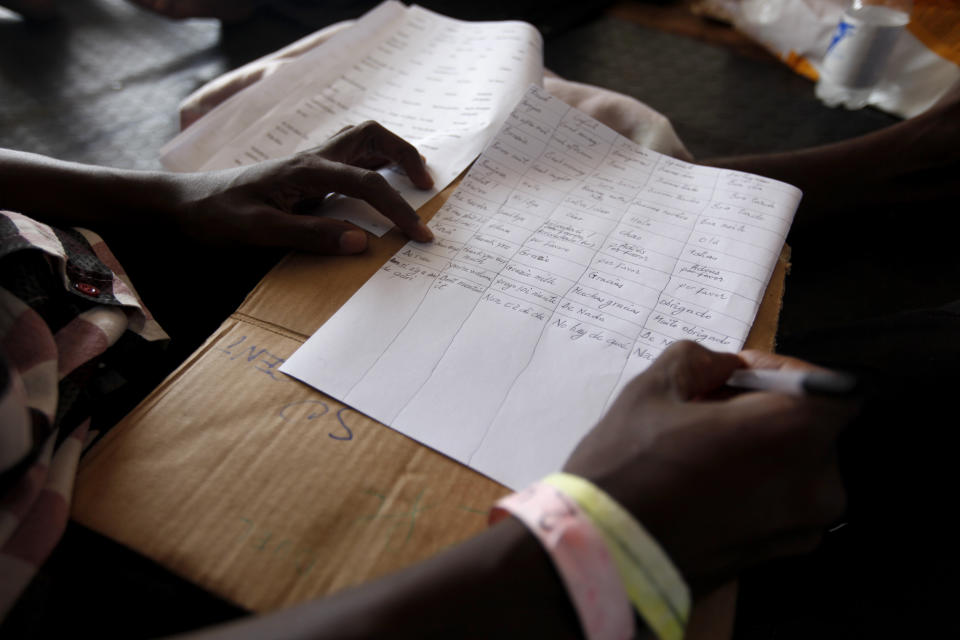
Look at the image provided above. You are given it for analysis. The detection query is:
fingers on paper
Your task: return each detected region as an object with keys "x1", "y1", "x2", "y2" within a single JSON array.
[
  {"x1": 632, "y1": 341, "x2": 743, "y2": 402},
  {"x1": 319, "y1": 162, "x2": 433, "y2": 243},
  {"x1": 246, "y1": 206, "x2": 368, "y2": 254},
  {"x1": 322, "y1": 121, "x2": 434, "y2": 189}
]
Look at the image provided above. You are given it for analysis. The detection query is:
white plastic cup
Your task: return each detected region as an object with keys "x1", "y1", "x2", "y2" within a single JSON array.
[{"x1": 815, "y1": 3, "x2": 910, "y2": 109}]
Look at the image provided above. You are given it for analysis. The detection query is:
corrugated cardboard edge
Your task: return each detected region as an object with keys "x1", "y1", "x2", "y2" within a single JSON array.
[{"x1": 744, "y1": 243, "x2": 790, "y2": 353}]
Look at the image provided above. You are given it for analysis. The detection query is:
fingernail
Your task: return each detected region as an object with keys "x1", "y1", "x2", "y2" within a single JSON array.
[
  {"x1": 416, "y1": 222, "x2": 434, "y2": 242},
  {"x1": 419, "y1": 155, "x2": 434, "y2": 188},
  {"x1": 339, "y1": 230, "x2": 367, "y2": 253}
]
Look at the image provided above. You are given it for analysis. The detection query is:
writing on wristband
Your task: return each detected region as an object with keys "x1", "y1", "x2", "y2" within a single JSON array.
[
  {"x1": 543, "y1": 473, "x2": 690, "y2": 640},
  {"x1": 490, "y1": 482, "x2": 635, "y2": 640}
]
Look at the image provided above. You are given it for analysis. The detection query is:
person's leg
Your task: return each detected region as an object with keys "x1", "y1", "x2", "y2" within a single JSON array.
[
  {"x1": 779, "y1": 299, "x2": 960, "y2": 519},
  {"x1": 736, "y1": 300, "x2": 960, "y2": 638}
]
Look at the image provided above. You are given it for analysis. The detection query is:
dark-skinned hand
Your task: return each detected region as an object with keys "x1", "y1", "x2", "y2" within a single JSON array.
[
  {"x1": 566, "y1": 340, "x2": 857, "y2": 593},
  {"x1": 171, "y1": 121, "x2": 435, "y2": 254}
]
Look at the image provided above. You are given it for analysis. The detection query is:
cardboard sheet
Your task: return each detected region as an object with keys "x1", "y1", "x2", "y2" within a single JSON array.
[{"x1": 72, "y1": 175, "x2": 788, "y2": 630}]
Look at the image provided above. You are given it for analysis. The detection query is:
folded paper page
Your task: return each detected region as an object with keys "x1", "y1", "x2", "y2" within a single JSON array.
[
  {"x1": 281, "y1": 85, "x2": 801, "y2": 489},
  {"x1": 160, "y1": 1, "x2": 542, "y2": 235}
]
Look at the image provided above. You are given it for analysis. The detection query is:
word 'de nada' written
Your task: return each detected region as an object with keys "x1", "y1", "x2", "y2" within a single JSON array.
[{"x1": 282, "y1": 85, "x2": 801, "y2": 489}]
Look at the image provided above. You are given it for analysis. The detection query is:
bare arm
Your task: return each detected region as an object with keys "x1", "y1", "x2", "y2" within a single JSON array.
[
  {"x1": 0, "y1": 148, "x2": 181, "y2": 229},
  {"x1": 704, "y1": 88, "x2": 960, "y2": 233},
  {"x1": 176, "y1": 342, "x2": 855, "y2": 639},
  {"x1": 182, "y1": 517, "x2": 590, "y2": 640},
  {"x1": 0, "y1": 121, "x2": 435, "y2": 254}
]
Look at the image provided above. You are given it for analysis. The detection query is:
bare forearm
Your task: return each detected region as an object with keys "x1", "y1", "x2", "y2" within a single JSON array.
[
  {"x1": 179, "y1": 518, "x2": 591, "y2": 640},
  {"x1": 704, "y1": 96, "x2": 960, "y2": 231},
  {"x1": 0, "y1": 148, "x2": 183, "y2": 229},
  {"x1": 0, "y1": 124, "x2": 439, "y2": 252}
]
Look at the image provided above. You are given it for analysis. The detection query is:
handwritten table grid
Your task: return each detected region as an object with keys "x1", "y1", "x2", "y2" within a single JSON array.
[
  {"x1": 282, "y1": 85, "x2": 800, "y2": 489},
  {"x1": 400, "y1": 103, "x2": 781, "y2": 351}
]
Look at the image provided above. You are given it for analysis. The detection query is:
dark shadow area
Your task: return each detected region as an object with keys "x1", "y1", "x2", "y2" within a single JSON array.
[
  {"x1": 738, "y1": 298, "x2": 960, "y2": 639},
  {"x1": 1, "y1": 522, "x2": 247, "y2": 639}
]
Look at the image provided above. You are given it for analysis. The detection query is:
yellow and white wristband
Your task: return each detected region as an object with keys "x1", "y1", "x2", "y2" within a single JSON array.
[
  {"x1": 490, "y1": 481, "x2": 636, "y2": 640},
  {"x1": 542, "y1": 472, "x2": 691, "y2": 640}
]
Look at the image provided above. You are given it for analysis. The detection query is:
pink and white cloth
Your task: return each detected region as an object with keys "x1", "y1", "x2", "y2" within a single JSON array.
[{"x1": 0, "y1": 210, "x2": 167, "y2": 619}]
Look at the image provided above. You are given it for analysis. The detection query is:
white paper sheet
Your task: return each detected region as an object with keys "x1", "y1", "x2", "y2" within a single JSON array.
[
  {"x1": 160, "y1": 1, "x2": 543, "y2": 235},
  {"x1": 281, "y1": 85, "x2": 801, "y2": 489}
]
